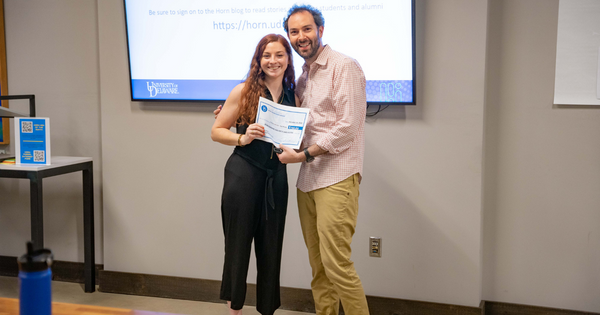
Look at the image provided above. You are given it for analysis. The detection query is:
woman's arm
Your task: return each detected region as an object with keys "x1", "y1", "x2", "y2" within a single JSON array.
[
  {"x1": 211, "y1": 83, "x2": 264, "y2": 146},
  {"x1": 211, "y1": 83, "x2": 244, "y2": 146}
]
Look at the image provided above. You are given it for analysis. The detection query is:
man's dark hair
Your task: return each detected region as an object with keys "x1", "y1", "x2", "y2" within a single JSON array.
[{"x1": 283, "y1": 4, "x2": 325, "y2": 33}]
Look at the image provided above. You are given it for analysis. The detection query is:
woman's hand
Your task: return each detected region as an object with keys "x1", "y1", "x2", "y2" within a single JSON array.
[{"x1": 240, "y1": 123, "x2": 265, "y2": 146}]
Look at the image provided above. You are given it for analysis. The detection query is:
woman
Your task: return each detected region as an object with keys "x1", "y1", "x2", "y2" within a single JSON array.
[{"x1": 210, "y1": 34, "x2": 297, "y2": 315}]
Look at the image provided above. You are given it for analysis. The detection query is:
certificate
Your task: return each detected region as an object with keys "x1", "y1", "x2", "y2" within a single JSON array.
[{"x1": 255, "y1": 97, "x2": 309, "y2": 149}]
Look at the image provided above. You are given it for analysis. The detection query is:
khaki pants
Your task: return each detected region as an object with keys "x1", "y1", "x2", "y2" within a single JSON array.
[{"x1": 297, "y1": 173, "x2": 370, "y2": 315}]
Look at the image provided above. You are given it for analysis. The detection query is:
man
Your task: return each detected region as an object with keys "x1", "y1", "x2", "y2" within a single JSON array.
[{"x1": 277, "y1": 5, "x2": 369, "y2": 315}]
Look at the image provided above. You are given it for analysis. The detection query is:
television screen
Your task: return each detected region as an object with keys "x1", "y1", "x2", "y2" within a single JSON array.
[{"x1": 124, "y1": 0, "x2": 416, "y2": 104}]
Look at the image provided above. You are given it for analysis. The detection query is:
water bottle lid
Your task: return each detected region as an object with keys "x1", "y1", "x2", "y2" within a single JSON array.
[{"x1": 17, "y1": 242, "x2": 53, "y2": 272}]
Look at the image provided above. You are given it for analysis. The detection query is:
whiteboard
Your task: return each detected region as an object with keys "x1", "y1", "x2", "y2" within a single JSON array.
[{"x1": 554, "y1": 0, "x2": 600, "y2": 105}]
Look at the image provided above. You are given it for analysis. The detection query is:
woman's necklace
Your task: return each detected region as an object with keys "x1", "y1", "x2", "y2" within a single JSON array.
[{"x1": 268, "y1": 88, "x2": 284, "y2": 104}]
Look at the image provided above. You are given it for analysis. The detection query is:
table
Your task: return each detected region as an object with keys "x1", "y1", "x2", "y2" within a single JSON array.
[
  {"x1": 0, "y1": 157, "x2": 95, "y2": 292},
  {"x1": 0, "y1": 298, "x2": 179, "y2": 315}
]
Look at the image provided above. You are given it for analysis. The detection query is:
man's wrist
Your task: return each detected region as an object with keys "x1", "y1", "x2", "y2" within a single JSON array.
[{"x1": 303, "y1": 148, "x2": 315, "y2": 163}]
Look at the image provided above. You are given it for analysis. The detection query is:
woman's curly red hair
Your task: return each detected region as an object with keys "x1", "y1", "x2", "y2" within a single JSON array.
[{"x1": 237, "y1": 34, "x2": 295, "y2": 126}]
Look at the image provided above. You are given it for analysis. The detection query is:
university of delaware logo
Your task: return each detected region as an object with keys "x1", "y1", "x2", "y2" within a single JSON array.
[{"x1": 147, "y1": 82, "x2": 179, "y2": 97}]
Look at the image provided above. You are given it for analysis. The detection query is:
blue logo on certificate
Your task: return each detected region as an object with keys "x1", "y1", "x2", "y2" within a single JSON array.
[{"x1": 261, "y1": 105, "x2": 268, "y2": 112}]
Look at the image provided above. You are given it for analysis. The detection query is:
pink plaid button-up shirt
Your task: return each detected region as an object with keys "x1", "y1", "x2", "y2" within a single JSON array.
[{"x1": 296, "y1": 45, "x2": 366, "y2": 193}]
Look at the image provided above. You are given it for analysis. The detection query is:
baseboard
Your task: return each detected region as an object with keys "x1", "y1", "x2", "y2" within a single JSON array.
[
  {"x1": 2, "y1": 255, "x2": 596, "y2": 315},
  {"x1": 99, "y1": 270, "x2": 480, "y2": 315},
  {"x1": 0, "y1": 256, "x2": 18, "y2": 277},
  {"x1": 99, "y1": 270, "x2": 319, "y2": 313},
  {"x1": 484, "y1": 301, "x2": 599, "y2": 315},
  {"x1": 0, "y1": 255, "x2": 103, "y2": 283}
]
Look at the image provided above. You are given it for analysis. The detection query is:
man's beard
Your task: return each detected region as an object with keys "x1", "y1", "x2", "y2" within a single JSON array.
[{"x1": 295, "y1": 36, "x2": 321, "y2": 60}]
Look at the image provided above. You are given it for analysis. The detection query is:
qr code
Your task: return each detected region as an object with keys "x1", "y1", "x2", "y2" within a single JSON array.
[
  {"x1": 33, "y1": 150, "x2": 45, "y2": 162},
  {"x1": 21, "y1": 121, "x2": 33, "y2": 133}
]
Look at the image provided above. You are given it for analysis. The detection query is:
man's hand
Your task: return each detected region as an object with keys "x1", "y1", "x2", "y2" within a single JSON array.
[
  {"x1": 276, "y1": 144, "x2": 305, "y2": 164},
  {"x1": 213, "y1": 105, "x2": 222, "y2": 119},
  {"x1": 214, "y1": 104, "x2": 235, "y2": 128}
]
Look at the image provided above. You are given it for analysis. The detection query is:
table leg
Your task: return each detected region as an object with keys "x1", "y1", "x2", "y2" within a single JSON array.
[
  {"x1": 83, "y1": 163, "x2": 95, "y2": 292},
  {"x1": 29, "y1": 174, "x2": 43, "y2": 250}
]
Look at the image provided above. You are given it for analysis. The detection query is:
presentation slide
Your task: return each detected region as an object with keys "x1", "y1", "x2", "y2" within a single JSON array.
[{"x1": 124, "y1": 0, "x2": 414, "y2": 103}]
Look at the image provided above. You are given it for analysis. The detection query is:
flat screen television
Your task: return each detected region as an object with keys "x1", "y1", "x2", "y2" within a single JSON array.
[{"x1": 123, "y1": 0, "x2": 416, "y2": 104}]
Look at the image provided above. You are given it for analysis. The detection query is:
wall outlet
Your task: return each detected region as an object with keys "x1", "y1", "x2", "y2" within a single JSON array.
[
  {"x1": 369, "y1": 237, "x2": 382, "y2": 257},
  {"x1": 0, "y1": 149, "x2": 6, "y2": 154}
]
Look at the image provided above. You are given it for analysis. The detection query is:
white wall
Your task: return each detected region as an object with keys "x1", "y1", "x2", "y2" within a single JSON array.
[
  {"x1": 0, "y1": 0, "x2": 103, "y2": 263},
  {"x1": 1, "y1": 0, "x2": 599, "y2": 313},
  {"x1": 482, "y1": 1, "x2": 600, "y2": 312}
]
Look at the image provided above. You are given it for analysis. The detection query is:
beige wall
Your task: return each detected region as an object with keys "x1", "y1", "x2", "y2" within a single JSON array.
[
  {"x1": 0, "y1": 0, "x2": 599, "y2": 312},
  {"x1": 98, "y1": 0, "x2": 486, "y2": 307},
  {"x1": 482, "y1": 0, "x2": 600, "y2": 312},
  {"x1": 0, "y1": 0, "x2": 103, "y2": 263}
]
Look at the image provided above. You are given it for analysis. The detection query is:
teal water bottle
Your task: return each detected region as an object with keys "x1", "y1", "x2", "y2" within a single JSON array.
[{"x1": 18, "y1": 242, "x2": 53, "y2": 315}]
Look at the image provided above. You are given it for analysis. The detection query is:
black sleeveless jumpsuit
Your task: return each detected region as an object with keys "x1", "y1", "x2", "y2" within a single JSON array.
[{"x1": 220, "y1": 88, "x2": 295, "y2": 315}]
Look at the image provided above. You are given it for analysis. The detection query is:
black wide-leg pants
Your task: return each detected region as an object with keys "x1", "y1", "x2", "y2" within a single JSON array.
[{"x1": 220, "y1": 153, "x2": 288, "y2": 315}]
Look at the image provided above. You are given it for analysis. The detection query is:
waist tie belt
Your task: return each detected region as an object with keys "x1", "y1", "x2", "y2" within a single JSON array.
[
  {"x1": 234, "y1": 151, "x2": 285, "y2": 221},
  {"x1": 264, "y1": 169, "x2": 275, "y2": 220}
]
